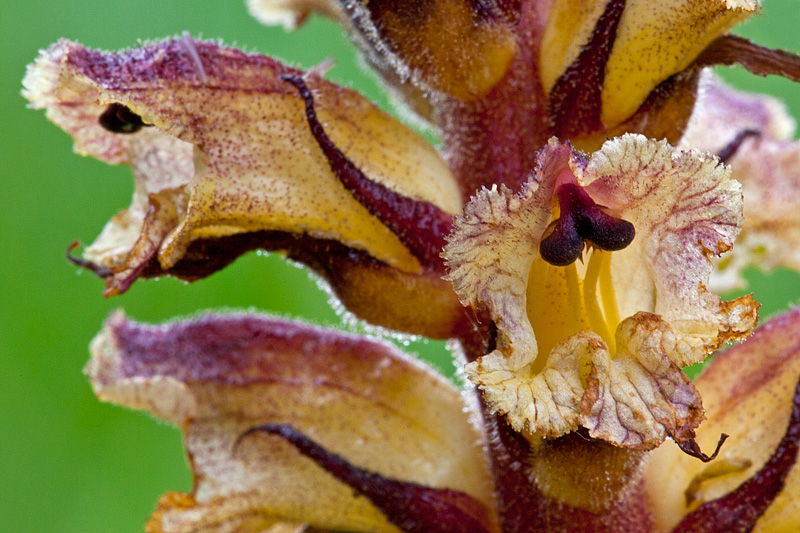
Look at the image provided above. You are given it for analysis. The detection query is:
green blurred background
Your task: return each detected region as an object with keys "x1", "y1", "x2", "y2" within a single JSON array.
[{"x1": 1, "y1": 1, "x2": 799, "y2": 531}]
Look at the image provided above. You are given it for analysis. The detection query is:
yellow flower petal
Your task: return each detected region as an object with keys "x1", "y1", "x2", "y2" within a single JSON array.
[
  {"x1": 541, "y1": 0, "x2": 759, "y2": 129},
  {"x1": 22, "y1": 39, "x2": 462, "y2": 288},
  {"x1": 87, "y1": 312, "x2": 496, "y2": 533},
  {"x1": 645, "y1": 307, "x2": 800, "y2": 532}
]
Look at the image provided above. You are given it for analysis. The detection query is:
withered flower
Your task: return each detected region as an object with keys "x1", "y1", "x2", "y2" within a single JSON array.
[{"x1": 23, "y1": 0, "x2": 800, "y2": 531}]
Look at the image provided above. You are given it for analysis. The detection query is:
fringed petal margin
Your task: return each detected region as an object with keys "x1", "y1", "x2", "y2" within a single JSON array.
[
  {"x1": 446, "y1": 135, "x2": 756, "y2": 449},
  {"x1": 682, "y1": 77, "x2": 800, "y2": 292}
]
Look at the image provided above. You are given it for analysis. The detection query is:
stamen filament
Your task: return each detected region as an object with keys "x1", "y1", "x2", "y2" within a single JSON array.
[
  {"x1": 565, "y1": 262, "x2": 583, "y2": 335},
  {"x1": 598, "y1": 250, "x2": 620, "y2": 342},
  {"x1": 584, "y1": 250, "x2": 614, "y2": 351}
]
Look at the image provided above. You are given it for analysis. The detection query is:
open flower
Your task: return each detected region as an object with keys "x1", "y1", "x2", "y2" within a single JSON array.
[
  {"x1": 23, "y1": 0, "x2": 800, "y2": 531},
  {"x1": 444, "y1": 134, "x2": 758, "y2": 451}
]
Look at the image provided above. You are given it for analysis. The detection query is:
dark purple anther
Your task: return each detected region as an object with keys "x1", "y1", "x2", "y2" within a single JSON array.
[
  {"x1": 98, "y1": 103, "x2": 150, "y2": 134},
  {"x1": 280, "y1": 74, "x2": 454, "y2": 272},
  {"x1": 539, "y1": 182, "x2": 635, "y2": 266},
  {"x1": 237, "y1": 423, "x2": 494, "y2": 533}
]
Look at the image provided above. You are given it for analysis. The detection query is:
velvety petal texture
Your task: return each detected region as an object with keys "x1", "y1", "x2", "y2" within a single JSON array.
[
  {"x1": 86, "y1": 312, "x2": 496, "y2": 533},
  {"x1": 541, "y1": 0, "x2": 758, "y2": 129},
  {"x1": 249, "y1": 0, "x2": 518, "y2": 101},
  {"x1": 22, "y1": 38, "x2": 462, "y2": 293},
  {"x1": 682, "y1": 77, "x2": 800, "y2": 291},
  {"x1": 445, "y1": 135, "x2": 758, "y2": 449},
  {"x1": 645, "y1": 306, "x2": 800, "y2": 532}
]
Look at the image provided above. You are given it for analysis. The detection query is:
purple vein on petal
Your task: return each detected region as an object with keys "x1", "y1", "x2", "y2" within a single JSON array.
[
  {"x1": 281, "y1": 74, "x2": 454, "y2": 271},
  {"x1": 237, "y1": 423, "x2": 495, "y2": 533},
  {"x1": 670, "y1": 372, "x2": 800, "y2": 533}
]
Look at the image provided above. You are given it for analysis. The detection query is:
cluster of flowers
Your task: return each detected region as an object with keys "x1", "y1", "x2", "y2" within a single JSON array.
[{"x1": 23, "y1": 0, "x2": 800, "y2": 531}]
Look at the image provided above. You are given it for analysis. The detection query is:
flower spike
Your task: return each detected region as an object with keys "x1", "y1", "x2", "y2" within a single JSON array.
[{"x1": 281, "y1": 74, "x2": 454, "y2": 271}]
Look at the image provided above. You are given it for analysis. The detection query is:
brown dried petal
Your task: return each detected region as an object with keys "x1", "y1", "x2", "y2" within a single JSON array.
[{"x1": 86, "y1": 312, "x2": 496, "y2": 533}]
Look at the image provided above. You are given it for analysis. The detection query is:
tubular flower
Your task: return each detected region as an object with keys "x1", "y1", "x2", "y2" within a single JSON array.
[
  {"x1": 444, "y1": 134, "x2": 758, "y2": 451},
  {"x1": 22, "y1": 37, "x2": 467, "y2": 339},
  {"x1": 22, "y1": 0, "x2": 800, "y2": 532},
  {"x1": 86, "y1": 312, "x2": 498, "y2": 533}
]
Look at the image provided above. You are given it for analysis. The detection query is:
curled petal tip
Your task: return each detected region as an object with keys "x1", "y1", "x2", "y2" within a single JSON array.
[
  {"x1": 65, "y1": 241, "x2": 113, "y2": 278},
  {"x1": 676, "y1": 433, "x2": 729, "y2": 463}
]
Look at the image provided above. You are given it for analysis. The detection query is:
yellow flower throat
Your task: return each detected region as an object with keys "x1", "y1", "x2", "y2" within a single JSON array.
[{"x1": 526, "y1": 249, "x2": 620, "y2": 374}]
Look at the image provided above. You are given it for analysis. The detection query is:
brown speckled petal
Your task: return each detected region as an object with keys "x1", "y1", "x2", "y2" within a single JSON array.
[
  {"x1": 86, "y1": 312, "x2": 496, "y2": 533},
  {"x1": 646, "y1": 306, "x2": 800, "y2": 532}
]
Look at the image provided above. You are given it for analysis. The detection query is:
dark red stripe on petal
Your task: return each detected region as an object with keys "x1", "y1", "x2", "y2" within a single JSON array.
[
  {"x1": 716, "y1": 129, "x2": 761, "y2": 164},
  {"x1": 671, "y1": 372, "x2": 800, "y2": 533},
  {"x1": 694, "y1": 35, "x2": 800, "y2": 84},
  {"x1": 281, "y1": 74, "x2": 453, "y2": 271},
  {"x1": 549, "y1": 0, "x2": 626, "y2": 139},
  {"x1": 238, "y1": 424, "x2": 495, "y2": 533}
]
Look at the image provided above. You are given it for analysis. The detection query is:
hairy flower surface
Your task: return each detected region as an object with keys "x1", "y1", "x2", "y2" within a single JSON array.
[
  {"x1": 445, "y1": 134, "x2": 758, "y2": 450},
  {"x1": 23, "y1": 0, "x2": 800, "y2": 531},
  {"x1": 22, "y1": 38, "x2": 468, "y2": 338},
  {"x1": 87, "y1": 312, "x2": 497, "y2": 532},
  {"x1": 85, "y1": 309, "x2": 800, "y2": 532}
]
